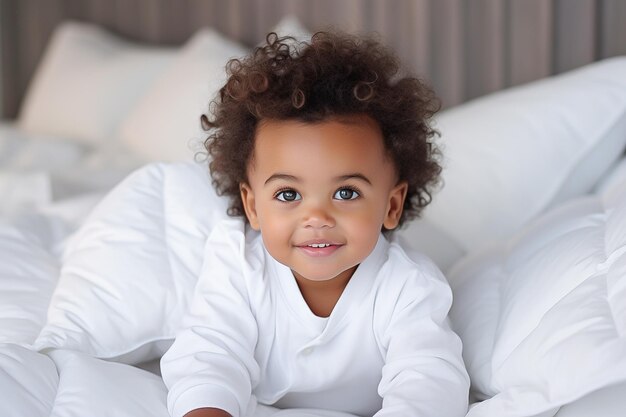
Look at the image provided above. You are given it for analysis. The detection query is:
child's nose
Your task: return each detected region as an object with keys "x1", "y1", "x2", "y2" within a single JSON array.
[{"x1": 302, "y1": 204, "x2": 336, "y2": 229}]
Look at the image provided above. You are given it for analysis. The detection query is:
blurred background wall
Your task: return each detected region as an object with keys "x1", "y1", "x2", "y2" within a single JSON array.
[{"x1": 1, "y1": 0, "x2": 626, "y2": 119}]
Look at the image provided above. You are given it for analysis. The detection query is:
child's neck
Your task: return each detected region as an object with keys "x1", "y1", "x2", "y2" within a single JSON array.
[{"x1": 292, "y1": 266, "x2": 357, "y2": 318}]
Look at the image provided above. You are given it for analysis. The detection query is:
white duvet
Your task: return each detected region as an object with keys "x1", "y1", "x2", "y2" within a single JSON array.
[
  {"x1": 450, "y1": 163, "x2": 626, "y2": 417},
  {"x1": 0, "y1": 160, "x2": 625, "y2": 417}
]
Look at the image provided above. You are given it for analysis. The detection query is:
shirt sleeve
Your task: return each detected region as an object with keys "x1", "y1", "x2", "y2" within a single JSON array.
[
  {"x1": 161, "y1": 221, "x2": 260, "y2": 417},
  {"x1": 374, "y1": 252, "x2": 470, "y2": 417}
]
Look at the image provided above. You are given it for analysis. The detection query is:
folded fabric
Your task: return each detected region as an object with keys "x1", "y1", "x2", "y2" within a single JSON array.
[
  {"x1": 34, "y1": 162, "x2": 230, "y2": 363},
  {"x1": 0, "y1": 171, "x2": 51, "y2": 216},
  {"x1": 449, "y1": 181, "x2": 626, "y2": 416},
  {"x1": 0, "y1": 343, "x2": 171, "y2": 417},
  {"x1": 554, "y1": 381, "x2": 626, "y2": 417},
  {"x1": 0, "y1": 214, "x2": 68, "y2": 344},
  {"x1": 0, "y1": 343, "x2": 58, "y2": 417},
  {"x1": 48, "y1": 349, "x2": 169, "y2": 417}
]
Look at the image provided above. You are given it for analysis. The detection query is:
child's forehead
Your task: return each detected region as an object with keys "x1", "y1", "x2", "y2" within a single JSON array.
[
  {"x1": 248, "y1": 114, "x2": 394, "y2": 175},
  {"x1": 255, "y1": 115, "x2": 383, "y2": 150},
  {"x1": 254, "y1": 114, "x2": 382, "y2": 142}
]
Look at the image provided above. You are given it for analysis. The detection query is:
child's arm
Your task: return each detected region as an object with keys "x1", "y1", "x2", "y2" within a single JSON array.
[
  {"x1": 161, "y1": 222, "x2": 259, "y2": 417},
  {"x1": 375, "y1": 259, "x2": 470, "y2": 417}
]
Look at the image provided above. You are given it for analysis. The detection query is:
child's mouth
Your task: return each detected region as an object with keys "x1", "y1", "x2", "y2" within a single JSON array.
[{"x1": 296, "y1": 243, "x2": 342, "y2": 257}]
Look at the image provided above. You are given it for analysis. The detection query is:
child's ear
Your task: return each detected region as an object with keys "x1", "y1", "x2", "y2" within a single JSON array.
[
  {"x1": 383, "y1": 181, "x2": 408, "y2": 230},
  {"x1": 240, "y1": 183, "x2": 261, "y2": 230}
]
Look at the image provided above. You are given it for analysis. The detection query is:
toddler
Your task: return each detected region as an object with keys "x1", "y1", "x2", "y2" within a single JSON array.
[{"x1": 161, "y1": 30, "x2": 469, "y2": 417}]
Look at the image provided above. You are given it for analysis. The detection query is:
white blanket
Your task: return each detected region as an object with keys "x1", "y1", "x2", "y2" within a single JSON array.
[{"x1": 1, "y1": 161, "x2": 626, "y2": 417}]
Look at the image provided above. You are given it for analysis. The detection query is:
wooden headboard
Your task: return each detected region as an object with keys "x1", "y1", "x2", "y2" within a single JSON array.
[{"x1": 2, "y1": 0, "x2": 626, "y2": 118}]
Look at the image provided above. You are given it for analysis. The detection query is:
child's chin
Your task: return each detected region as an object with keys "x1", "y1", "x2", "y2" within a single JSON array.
[
  {"x1": 297, "y1": 272, "x2": 336, "y2": 282},
  {"x1": 294, "y1": 265, "x2": 356, "y2": 282}
]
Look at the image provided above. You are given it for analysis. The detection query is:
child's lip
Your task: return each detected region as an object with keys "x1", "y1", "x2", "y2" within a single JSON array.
[
  {"x1": 296, "y1": 243, "x2": 343, "y2": 257},
  {"x1": 296, "y1": 239, "x2": 343, "y2": 247}
]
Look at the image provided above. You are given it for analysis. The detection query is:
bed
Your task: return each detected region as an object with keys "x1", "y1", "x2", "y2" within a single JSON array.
[{"x1": 1, "y1": 1, "x2": 626, "y2": 416}]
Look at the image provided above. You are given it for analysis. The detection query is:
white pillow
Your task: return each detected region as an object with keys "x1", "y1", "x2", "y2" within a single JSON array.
[
  {"x1": 448, "y1": 185, "x2": 626, "y2": 416},
  {"x1": 34, "y1": 162, "x2": 230, "y2": 363},
  {"x1": 18, "y1": 21, "x2": 176, "y2": 145},
  {"x1": 423, "y1": 56, "x2": 626, "y2": 252},
  {"x1": 118, "y1": 16, "x2": 312, "y2": 163},
  {"x1": 270, "y1": 14, "x2": 313, "y2": 41},
  {"x1": 118, "y1": 28, "x2": 247, "y2": 162}
]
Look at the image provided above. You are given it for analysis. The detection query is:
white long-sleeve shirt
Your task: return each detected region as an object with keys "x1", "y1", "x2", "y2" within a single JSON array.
[{"x1": 161, "y1": 219, "x2": 469, "y2": 417}]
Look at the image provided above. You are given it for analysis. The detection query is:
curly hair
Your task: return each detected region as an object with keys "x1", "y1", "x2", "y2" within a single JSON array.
[{"x1": 203, "y1": 30, "x2": 442, "y2": 231}]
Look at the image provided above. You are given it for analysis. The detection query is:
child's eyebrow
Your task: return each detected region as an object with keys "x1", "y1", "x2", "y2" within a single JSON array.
[
  {"x1": 264, "y1": 173, "x2": 299, "y2": 185},
  {"x1": 335, "y1": 173, "x2": 372, "y2": 185},
  {"x1": 264, "y1": 173, "x2": 372, "y2": 186}
]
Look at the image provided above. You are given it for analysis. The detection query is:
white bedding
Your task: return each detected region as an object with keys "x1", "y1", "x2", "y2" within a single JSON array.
[
  {"x1": 0, "y1": 156, "x2": 624, "y2": 417},
  {"x1": 2, "y1": 18, "x2": 626, "y2": 417},
  {"x1": 0, "y1": 122, "x2": 144, "y2": 211}
]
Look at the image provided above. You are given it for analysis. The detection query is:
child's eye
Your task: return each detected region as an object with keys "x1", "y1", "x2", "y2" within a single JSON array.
[
  {"x1": 275, "y1": 189, "x2": 301, "y2": 202},
  {"x1": 334, "y1": 188, "x2": 360, "y2": 200}
]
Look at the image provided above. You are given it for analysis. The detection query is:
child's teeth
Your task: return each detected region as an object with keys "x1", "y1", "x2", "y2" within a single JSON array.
[{"x1": 309, "y1": 243, "x2": 330, "y2": 248}]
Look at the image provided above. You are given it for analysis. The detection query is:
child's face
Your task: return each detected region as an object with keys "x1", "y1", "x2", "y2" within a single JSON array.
[{"x1": 240, "y1": 114, "x2": 407, "y2": 283}]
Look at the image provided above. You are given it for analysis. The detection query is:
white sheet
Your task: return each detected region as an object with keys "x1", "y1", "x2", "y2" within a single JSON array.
[{"x1": 0, "y1": 121, "x2": 145, "y2": 216}]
